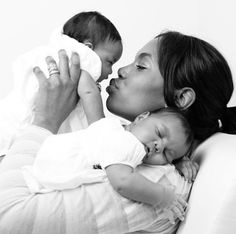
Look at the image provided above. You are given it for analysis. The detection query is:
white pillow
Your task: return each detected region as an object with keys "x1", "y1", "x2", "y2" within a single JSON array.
[{"x1": 177, "y1": 133, "x2": 236, "y2": 234}]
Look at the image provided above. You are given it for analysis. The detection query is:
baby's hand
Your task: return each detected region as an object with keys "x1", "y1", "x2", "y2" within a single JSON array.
[
  {"x1": 77, "y1": 70, "x2": 100, "y2": 99},
  {"x1": 77, "y1": 70, "x2": 104, "y2": 124},
  {"x1": 162, "y1": 195, "x2": 187, "y2": 224},
  {"x1": 175, "y1": 157, "x2": 199, "y2": 182}
]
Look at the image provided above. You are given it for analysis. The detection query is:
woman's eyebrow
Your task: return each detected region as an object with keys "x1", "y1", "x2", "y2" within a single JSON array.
[{"x1": 135, "y1": 52, "x2": 152, "y2": 60}]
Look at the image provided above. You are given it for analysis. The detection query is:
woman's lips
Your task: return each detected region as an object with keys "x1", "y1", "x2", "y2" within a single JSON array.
[
  {"x1": 111, "y1": 79, "x2": 119, "y2": 88},
  {"x1": 106, "y1": 79, "x2": 119, "y2": 93}
]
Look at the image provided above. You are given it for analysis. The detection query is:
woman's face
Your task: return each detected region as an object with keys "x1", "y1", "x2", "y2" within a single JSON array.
[{"x1": 106, "y1": 38, "x2": 165, "y2": 121}]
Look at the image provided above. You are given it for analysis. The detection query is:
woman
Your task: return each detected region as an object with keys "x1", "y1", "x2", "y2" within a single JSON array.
[
  {"x1": 0, "y1": 31, "x2": 236, "y2": 233},
  {"x1": 106, "y1": 31, "x2": 236, "y2": 141}
]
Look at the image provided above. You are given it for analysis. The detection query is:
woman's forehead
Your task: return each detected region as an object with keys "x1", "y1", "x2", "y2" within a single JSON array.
[{"x1": 136, "y1": 39, "x2": 159, "y2": 60}]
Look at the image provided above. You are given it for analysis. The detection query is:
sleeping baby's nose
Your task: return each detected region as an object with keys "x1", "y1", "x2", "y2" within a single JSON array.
[{"x1": 154, "y1": 140, "x2": 164, "y2": 154}]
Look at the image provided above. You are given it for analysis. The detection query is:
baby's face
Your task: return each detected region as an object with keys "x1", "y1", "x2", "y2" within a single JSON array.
[
  {"x1": 130, "y1": 113, "x2": 189, "y2": 165},
  {"x1": 94, "y1": 39, "x2": 123, "y2": 82}
]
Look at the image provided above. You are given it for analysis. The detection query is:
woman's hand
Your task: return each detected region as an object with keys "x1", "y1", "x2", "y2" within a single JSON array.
[
  {"x1": 174, "y1": 157, "x2": 199, "y2": 182},
  {"x1": 32, "y1": 50, "x2": 81, "y2": 133},
  {"x1": 162, "y1": 195, "x2": 187, "y2": 225}
]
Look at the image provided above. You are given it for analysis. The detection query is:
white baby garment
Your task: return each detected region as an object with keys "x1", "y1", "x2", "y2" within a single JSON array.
[
  {"x1": 22, "y1": 118, "x2": 146, "y2": 193},
  {"x1": 0, "y1": 27, "x2": 102, "y2": 155}
]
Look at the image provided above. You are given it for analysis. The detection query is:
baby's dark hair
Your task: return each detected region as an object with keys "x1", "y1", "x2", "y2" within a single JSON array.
[
  {"x1": 151, "y1": 107, "x2": 194, "y2": 157},
  {"x1": 63, "y1": 11, "x2": 122, "y2": 48}
]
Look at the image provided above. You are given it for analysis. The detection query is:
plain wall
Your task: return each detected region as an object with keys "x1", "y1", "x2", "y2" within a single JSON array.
[{"x1": 0, "y1": 0, "x2": 236, "y2": 106}]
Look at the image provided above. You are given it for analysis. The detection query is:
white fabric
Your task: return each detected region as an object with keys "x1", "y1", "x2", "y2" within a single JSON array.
[
  {"x1": 23, "y1": 118, "x2": 146, "y2": 193},
  {"x1": 0, "y1": 27, "x2": 102, "y2": 155},
  {"x1": 177, "y1": 133, "x2": 236, "y2": 234},
  {"x1": 0, "y1": 125, "x2": 191, "y2": 234}
]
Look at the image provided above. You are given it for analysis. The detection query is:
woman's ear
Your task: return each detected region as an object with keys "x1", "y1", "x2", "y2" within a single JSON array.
[
  {"x1": 133, "y1": 111, "x2": 150, "y2": 124},
  {"x1": 83, "y1": 40, "x2": 94, "y2": 49},
  {"x1": 174, "y1": 87, "x2": 196, "y2": 110}
]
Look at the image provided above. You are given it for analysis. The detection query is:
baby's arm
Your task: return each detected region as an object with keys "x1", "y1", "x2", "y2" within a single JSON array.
[
  {"x1": 106, "y1": 164, "x2": 173, "y2": 206},
  {"x1": 106, "y1": 164, "x2": 186, "y2": 222},
  {"x1": 77, "y1": 70, "x2": 105, "y2": 125}
]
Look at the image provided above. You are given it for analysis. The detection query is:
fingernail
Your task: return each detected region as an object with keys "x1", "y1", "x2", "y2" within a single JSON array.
[
  {"x1": 33, "y1": 67, "x2": 40, "y2": 73},
  {"x1": 72, "y1": 53, "x2": 79, "y2": 64},
  {"x1": 58, "y1": 49, "x2": 66, "y2": 56},
  {"x1": 45, "y1": 56, "x2": 53, "y2": 63}
]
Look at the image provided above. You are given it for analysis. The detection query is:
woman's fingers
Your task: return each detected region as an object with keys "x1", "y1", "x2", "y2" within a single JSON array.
[
  {"x1": 163, "y1": 209, "x2": 175, "y2": 225},
  {"x1": 45, "y1": 56, "x2": 61, "y2": 88},
  {"x1": 70, "y1": 52, "x2": 81, "y2": 84},
  {"x1": 58, "y1": 49, "x2": 70, "y2": 82},
  {"x1": 32, "y1": 51, "x2": 80, "y2": 134},
  {"x1": 33, "y1": 67, "x2": 47, "y2": 87},
  {"x1": 176, "y1": 196, "x2": 188, "y2": 209},
  {"x1": 171, "y1": 206, "x2": 185, "y2": 221},
  {"x1": 45, "y1": 56, "x2": 59, "y2": 75}
]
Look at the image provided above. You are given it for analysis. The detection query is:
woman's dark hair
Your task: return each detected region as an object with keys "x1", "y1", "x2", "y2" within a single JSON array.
[
  {"x1": 156, "y1": 31, "x2": 236, "y2": 141},
  {"x1": 152, "y1": 107, "x2": 194, "y2": 155},
  {"x1": 63, "y1": 11, "x2": 122, "y2": 48}
]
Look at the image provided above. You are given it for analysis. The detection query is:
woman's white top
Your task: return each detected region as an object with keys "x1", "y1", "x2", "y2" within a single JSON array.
[
  {"x1": 0, "y1": 27, "x2": 102, "y2": 155},
  {"x1": 22, "y1": 118, "x2": 146, "y2": 193},
  {"x1": 0, "y1": 124, "x2": 191, "y2": 233}
]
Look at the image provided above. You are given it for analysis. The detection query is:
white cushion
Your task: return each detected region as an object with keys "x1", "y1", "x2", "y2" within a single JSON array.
[{"x1": 177, "y1": 133, "x2": 236, "y2": 234}]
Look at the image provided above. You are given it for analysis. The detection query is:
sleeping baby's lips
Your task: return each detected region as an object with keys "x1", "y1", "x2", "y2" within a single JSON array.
[{"x1": 144, "y1": 146, "x2": 150, "y2": 157}]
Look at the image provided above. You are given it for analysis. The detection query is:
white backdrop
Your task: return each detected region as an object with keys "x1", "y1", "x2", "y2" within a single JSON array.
[{"x1": 0, "y1": 0, "x2": 236, "y2": 106}]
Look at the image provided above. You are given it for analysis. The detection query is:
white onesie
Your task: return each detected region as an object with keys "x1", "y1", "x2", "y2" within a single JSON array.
[
  {"x1": 23, "y1": 118, "x2": 146, "y2": 193},
  {"x1": 0, "y1": 27, "x2": 101, "y2": 155}
]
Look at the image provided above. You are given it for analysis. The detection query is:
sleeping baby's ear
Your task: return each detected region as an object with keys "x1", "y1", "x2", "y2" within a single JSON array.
[
  {"x1": 83, "y1": 40, "x2": 94, "y2": 50},
  {"x1": 134, "y1": 111, "x2": 150, "y2": 124}
]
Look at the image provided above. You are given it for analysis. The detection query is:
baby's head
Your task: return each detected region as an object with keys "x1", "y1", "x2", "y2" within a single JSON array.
[
  {"x1": 127, "y1": 107, "x2": 194, "y2": 165},
  {"x1": 63, "y1": 11, "x2": 123, "y2": 82}
]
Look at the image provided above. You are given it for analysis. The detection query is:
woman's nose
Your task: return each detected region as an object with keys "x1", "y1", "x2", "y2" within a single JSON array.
[{"x1": 118, "y1": 66, "x2": 128, "y2": 78}]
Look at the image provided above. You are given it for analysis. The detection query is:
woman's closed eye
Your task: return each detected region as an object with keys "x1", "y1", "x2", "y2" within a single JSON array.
[{"x1": 136, "y1": 64, "x2": 147, "y2": 70}]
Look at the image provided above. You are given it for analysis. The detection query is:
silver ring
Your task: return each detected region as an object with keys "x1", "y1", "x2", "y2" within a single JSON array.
[
  {"x1": 49, "y1": 70, "x2": 60, "y2": 76},
  {"x1": 48, "y1": 63, "x2": 60, "y2": 76}
]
